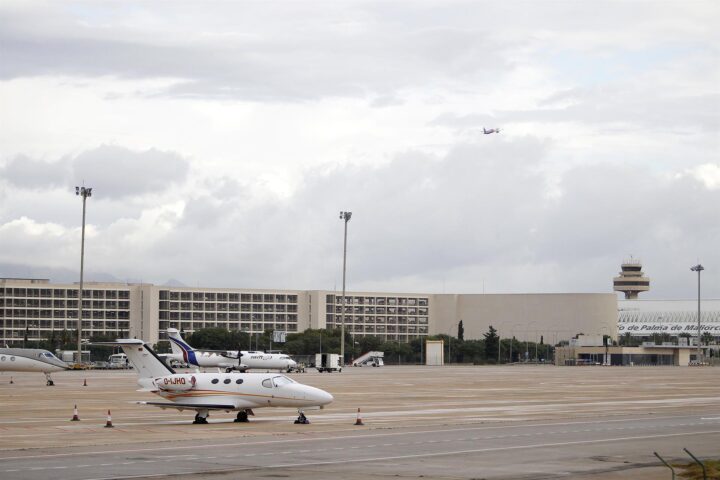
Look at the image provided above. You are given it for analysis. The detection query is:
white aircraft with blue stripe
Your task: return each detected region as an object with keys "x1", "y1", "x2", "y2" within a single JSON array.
[
  {"x1": 166, "y1": 328, "x2": 297, "y2": 372},
  {"x1": 96, "y1": 339, "x2": 332, "y2": 424}
]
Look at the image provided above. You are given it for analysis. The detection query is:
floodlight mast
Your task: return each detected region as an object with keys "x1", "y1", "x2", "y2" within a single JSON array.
[
  {"x1": 75, "y1": 186, "x2": 92, "y2": 364},
  {"x1": 690, "y1": 264, "x2": 704, "y2": 364},
  {"x1": 339, "y1": 211, "x2": 352, "y2": 365}
]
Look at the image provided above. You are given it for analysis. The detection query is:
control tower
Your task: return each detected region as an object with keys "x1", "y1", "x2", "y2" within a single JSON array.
[{"x1": 613, "y1": 259, "x2": 650, "y2": 299}]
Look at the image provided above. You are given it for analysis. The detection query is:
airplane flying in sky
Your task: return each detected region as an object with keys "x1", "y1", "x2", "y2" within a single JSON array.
[
  {"x1": 483, "y1": 127, "x2": 501, "y2": 134},
  {"x1": 0, "y1": 348, "x2": 69, "y2": 385},
  {"x1": 98, "y1": 339, "x2": 332, "y2": 424},
  {"x1": 166, "y1": 328, "x2": 297, "y2": 372}
]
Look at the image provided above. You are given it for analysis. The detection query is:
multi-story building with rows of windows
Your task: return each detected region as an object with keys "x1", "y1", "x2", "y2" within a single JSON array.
[{"x1": 1, "y1": 277, "x2": 618, "y2": 347}]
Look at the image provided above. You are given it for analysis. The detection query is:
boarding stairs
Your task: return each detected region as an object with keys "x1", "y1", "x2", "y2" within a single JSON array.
[{"x1": 352, "y1": 351, "x2": 384, "y2": 367}]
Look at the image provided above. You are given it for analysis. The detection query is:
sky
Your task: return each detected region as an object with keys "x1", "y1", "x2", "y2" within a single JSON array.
[{"x1": 0, "y1": 1, "x2": 718, "y2": 299}]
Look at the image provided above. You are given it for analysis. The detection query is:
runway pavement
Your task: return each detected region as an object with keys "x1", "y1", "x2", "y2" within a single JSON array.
[{"x1": 0, "y1": 365, "x2": 718, "y2": 479}]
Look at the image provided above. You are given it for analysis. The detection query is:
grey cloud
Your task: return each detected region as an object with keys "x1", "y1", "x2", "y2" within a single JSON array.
[
  {"x1": 0, "y1": 155, "x2": 69, "y2": 189},
  {"x1": 2, "y1": 145, "x2": 189, "y2": 200},
  {"x1": 433, "y1": 89, "x2": 720, "y2": 133},
  {"x1": 0, "y1": 3, "x2": 510, "y2": 102},
  {"x1": 2, "y1": 137, "x2": 718, "y2": 298},
  {"x1": 71, "y1": 145, "x2": 189, "y2": 199}
]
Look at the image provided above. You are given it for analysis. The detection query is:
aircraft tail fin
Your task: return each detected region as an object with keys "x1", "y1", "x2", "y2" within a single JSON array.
[
  {"x1": 94, "y1": 340, "x2": 175, "y2": 378},
  {"x1": 166, "y1": 328, "x2": 196, "y2": 364}
]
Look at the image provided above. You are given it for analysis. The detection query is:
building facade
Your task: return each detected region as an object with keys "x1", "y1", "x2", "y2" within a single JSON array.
[
  {"x1": 2, "y1": 278, "x2": 618, "y2": 347},
  {"x1": 618, "y1": 299, "x2": 720, "y2": 337}
]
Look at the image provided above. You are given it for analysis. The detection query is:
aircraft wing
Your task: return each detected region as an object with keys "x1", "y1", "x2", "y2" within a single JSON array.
[{"x1": 137, "y1": 401, "x2": 237, "y2": 411}]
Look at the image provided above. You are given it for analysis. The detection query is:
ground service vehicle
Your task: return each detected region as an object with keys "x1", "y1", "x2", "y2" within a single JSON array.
[{"x1": 315, "y1": 353, "x2": 342, "y2": 373}]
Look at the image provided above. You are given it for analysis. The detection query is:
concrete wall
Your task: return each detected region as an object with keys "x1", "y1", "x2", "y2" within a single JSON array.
[{"x1": 433, "y1": 293, "x2": 618, "y2": 343}]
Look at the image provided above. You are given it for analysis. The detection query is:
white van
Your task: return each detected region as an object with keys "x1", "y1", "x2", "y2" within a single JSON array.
[{"x1": 108, "y1": 353, "x2": 129, "y2": 369}]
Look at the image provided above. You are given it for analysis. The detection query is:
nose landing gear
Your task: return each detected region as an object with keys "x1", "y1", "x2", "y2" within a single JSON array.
[
  {"x1": 44, "y1": 373, "x2": 55, "y2": 386},
  {"x1": 294, "y1": 409, "x2": 310, "y2": 424}
]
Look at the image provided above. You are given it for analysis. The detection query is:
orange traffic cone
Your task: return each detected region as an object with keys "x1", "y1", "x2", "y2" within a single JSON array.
[
  {"x1": 354, "y1": 407, "x2": 364, "y2": 426},
  {"x1": 83, "y1": 378, "x2": 87, "y2": 387},
  {"x1": 105, "y1": 410, "x2": 114, "y2": 428},
  {"x1": 71, "y1": 405, "x2": 80, "y2": 421}
]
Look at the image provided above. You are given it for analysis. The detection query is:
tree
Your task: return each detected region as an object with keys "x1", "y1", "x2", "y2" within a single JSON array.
[
  {"x1": 483, "y1": 325, "x2": 499, "y2": 362},
  {"x1": 458, "y1": 320, "x2": 464, "y2": 342}
]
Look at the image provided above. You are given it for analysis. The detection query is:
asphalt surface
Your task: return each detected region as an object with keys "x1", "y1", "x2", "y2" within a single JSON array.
[{"x1": 0, "y1": 365, "x2": 718, "y2": 479}]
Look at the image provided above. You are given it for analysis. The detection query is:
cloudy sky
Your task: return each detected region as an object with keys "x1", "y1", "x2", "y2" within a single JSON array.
[{"x1": 0, "y1": 1, "x2": 718, "y2": 299}]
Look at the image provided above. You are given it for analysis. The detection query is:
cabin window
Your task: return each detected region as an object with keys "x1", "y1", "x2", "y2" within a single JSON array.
[
  {"x1": 223, "y1": 379, "x2": 231, "y2": 384},
  {"x1": 235, "y1": 379, "x2": 243, "y2": 384},
  {"x1": 211, "y1": 378, "x2": 219, "y2": 384}
]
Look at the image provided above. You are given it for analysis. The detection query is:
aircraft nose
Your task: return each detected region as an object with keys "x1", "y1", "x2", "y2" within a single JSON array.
[{"x1": 310, "y1": 386, "x2": 333, "y2": 405}]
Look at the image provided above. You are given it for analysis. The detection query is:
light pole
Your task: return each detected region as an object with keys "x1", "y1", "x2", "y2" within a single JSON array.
[
  {"x1": 690, "y1": 264, "x2": 704, "y2": 364},
  {"x1": 75, "y1": 185, "x2": 92, "y2": 364},
  {"x1": 525, "y1": 321, "x2": 536, "y2": 363},
  {"x1": 339, "y1": 211, "x2": 352, "y2": 365},
  {"x1": 510, "y1": 323, "x2": 523, "y2": 364}
]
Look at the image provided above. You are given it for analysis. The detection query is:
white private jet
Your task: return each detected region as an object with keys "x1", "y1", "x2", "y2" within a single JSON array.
[
  {"x1": 166, "y1": 328, "x2": 297, "y2": 372},
  {"x1": 0, "y1": 348, "x2": 69, "y2": 385},
  {"x1": 99, "y1": 339, "x2": 332, "y2": 424}
]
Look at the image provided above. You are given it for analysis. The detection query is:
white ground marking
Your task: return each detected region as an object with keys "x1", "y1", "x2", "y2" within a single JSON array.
[
  {"x1": 40, "y1": 429, "x2": 720, "y2": 480},
  {"x1": 0, "y1": 414, "x2": 717, "y2": 461}
]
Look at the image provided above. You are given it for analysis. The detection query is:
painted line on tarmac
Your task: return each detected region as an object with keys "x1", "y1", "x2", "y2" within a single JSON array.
[
  {"x1": 0, "y1": 414, "x2": 717, "y2": 462},
  {"x1": 63, "y1": 429, "x2": 720, "y2": 480}
]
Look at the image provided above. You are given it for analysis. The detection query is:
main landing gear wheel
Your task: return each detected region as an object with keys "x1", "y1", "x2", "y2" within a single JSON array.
[
  {"x1": 193, "y1": 412, "x2": 209, "y2": 424},
  {"x1": 234, "y1": 410, "x2": 249, "y2": 423},
  {"x1": 294, "y1": 410, "x2": 310, "y2": 424}
]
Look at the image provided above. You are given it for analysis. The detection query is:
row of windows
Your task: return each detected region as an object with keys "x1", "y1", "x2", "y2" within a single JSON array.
[
  {"x1": 1, "y1": 320, "x2": 130, "y2": 329},
  {"x1": 328, "y1": 305, "x2": 428, "y2": 315},
  {"x1": 325, "y1": 322, "x2": 429, "y2": 334},
  {"x1": 211, "y1": 378, "x2": 244, "y2": 385},
  {"x1": 326, "y1": 314, "x2": 428, "y2": 324},
  {"x1": 160, "y1": 291, "x2": 298, "y2": 303},
  {"x1": 1, "y1": 310, "x2": 130, "y2": 319},
  {"x1": 159, "y1": 312, "x2": 298, "y2": 321},
  {"x1": 327, "y1": 295, "x2": 428, "y2": 306},
  {"x1": 0, "y1": 288, "x2": 129, "y2": 299},
  {"x1": 1, "y1": 299, "x2": 130, "y2": 309},
  {"x1": 158, "y1": 302, "x2": 298, "y2": 313},
  {"x1": 158, "y1": 321, "x2": 299, "y2": 333}
]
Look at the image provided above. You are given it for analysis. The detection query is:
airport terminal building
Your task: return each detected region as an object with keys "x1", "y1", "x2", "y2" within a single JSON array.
[
  {"x1": 3, "y1": 276, "x2": 718, "y2": 349},
  {"x1": 1, "y1": 277, "x2": 619, "y2": 346}
]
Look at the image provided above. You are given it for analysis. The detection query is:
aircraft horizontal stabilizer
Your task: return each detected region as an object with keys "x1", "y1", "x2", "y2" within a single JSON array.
[
  {"x1": 91, "y1": 339, "x2": 144, "y2": 346},
  {"x1": 137, "y1": 401, "x2": 236, "y2": 411}
]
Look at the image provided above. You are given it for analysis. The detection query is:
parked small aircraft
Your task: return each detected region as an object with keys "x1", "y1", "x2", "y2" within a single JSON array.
[
  {"x1": 483, "y1": 127, "x2": 501, "y2": 134},
  {"x1": 0, "y1": 348, "x2": 69, "y2": 385},
  {"x1": 166, "y1": 328, "x2": 297, "y2": 372},
  {"x1": 97, "y1": 339, "x2": 332, "y2": 424}
]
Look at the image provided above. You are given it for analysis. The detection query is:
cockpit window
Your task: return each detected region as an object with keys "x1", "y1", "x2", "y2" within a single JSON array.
[
  {"x1": 262, "y1": 378, "x2": 273, "y2": 388},
  {"x1": 43, "y1": 352, "x2": 55, "y2": 358},
  {"x1": 272, "y1": 376, "x2": 295, "y2": 387}
]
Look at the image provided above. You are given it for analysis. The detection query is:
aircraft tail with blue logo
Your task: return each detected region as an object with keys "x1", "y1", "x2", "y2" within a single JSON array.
[{"x1": 166, "y1": 328, "x2": 197, "y2": 366}]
